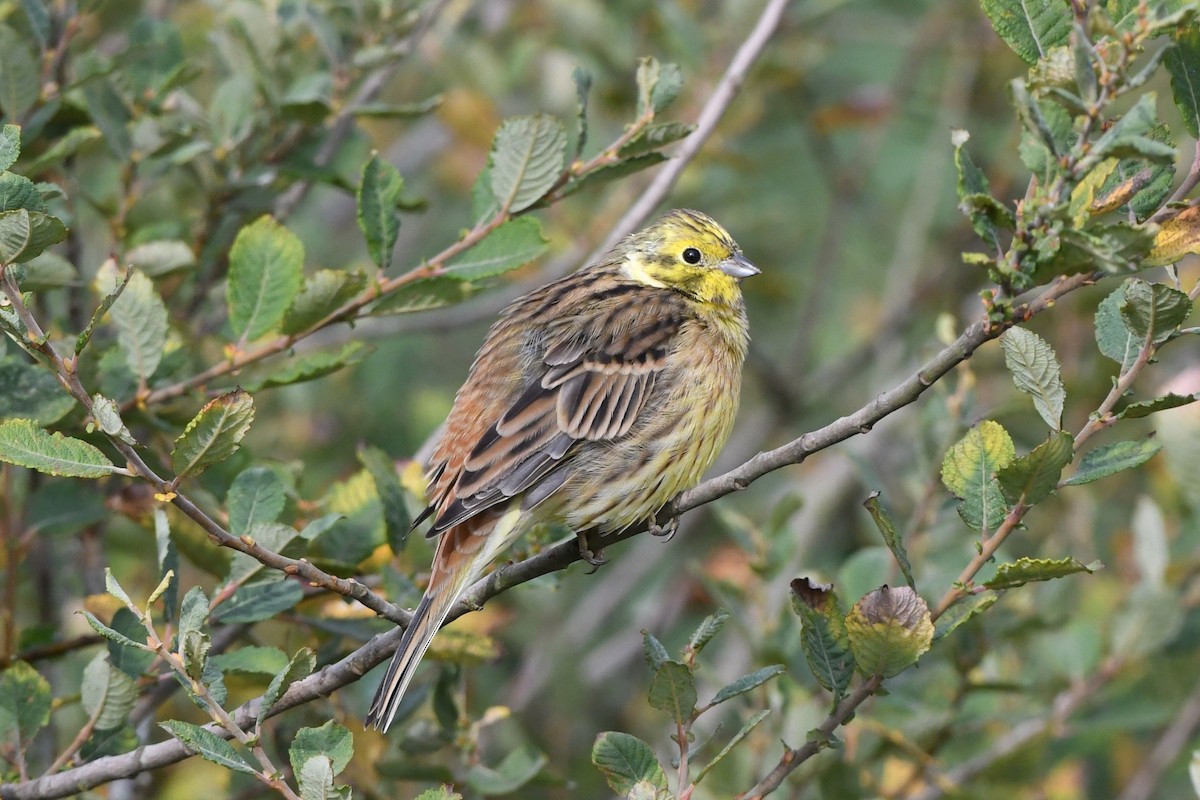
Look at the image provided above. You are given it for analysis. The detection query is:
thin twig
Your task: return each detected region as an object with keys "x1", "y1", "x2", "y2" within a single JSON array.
[
  {"x1": 1115, "y1": 667, "x2": 1200, "y2": 800},
  {"x1": 589, "y1": 0, "x2": 794, "y2": 258},
  {"x1": 905, "y1": 657, "x2": 1126, "y2": 800},
  {"x1": 0, "y1": 266, "x2": 1102, "y2": 800}
]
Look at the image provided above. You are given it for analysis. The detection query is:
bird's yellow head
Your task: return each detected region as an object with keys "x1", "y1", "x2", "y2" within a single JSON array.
[{"x1": 622, "y1": 209, "x2": 758, "y2": 307}]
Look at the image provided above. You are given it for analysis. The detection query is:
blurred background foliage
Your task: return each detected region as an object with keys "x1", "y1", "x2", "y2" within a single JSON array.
[{"x1": 1, "y1": 0, "x2": 1199, "y2": 798}]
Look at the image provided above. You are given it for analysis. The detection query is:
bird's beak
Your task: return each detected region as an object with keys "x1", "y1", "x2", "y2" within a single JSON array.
[{"x1": 720, "y1": 253, "x2": 760, "y2": 279}]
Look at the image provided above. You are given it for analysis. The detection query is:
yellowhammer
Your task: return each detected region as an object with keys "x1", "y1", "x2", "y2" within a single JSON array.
[{"x1": 366, "y1": 209, "x2": 757, "y2": 732}]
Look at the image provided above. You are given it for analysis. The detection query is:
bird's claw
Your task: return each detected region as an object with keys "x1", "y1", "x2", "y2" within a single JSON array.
[
  {"x1": 648, "y1": 513, "x2": 679, "y2": 542},
  {"x1": 576, "y1": 531, "x2": 608, "y2": 572}
]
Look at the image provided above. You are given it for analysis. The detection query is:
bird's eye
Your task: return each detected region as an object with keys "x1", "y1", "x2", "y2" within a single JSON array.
[{"x1": 682, "y1": 247, "x2": 702, "y2": 264}]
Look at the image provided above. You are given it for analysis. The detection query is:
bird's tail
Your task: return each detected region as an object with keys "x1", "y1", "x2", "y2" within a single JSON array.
[{"x1": 365, "y1": 507, "x2": 522, "y2": 732}]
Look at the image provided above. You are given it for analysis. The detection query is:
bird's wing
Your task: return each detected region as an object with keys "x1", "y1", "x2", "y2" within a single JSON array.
[{"x1": 421, "y1": 292, "x2": 686, "y2": 534}]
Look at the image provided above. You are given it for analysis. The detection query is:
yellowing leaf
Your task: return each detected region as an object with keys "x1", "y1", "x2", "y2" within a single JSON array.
[
  {"x1": 941, "y1": 420, "x2": 1016, "y2": 497},
  {"x1": 1145, "y1": 206, "x2": 1200, "y2": 266},
  {"x1": 844, "y1": 586, "x2": 934, "y2": 678},
  {"x1": 170, "y1": 389, "x2": 255, "y2": 479}
]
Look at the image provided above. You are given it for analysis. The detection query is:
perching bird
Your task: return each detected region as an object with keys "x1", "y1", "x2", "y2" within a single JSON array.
[{"x1": 365, "y1": 209, "x2": 757, "y2": 732}]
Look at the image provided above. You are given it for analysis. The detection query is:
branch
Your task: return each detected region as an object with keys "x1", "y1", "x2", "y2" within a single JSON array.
[
  {"x1": 272, "y1": 0, "x2": 450, "y2": 220},
  {"x1": 0, "y1": 273, "x2": 408, "y2": 627},
  {"x1": 589, "y1": 0, "x2": 794, "y2": 258},
  {"x1": 0, "y1": 268, "x2": 1099, "y2": 800},
  {"x1": 1115, "y1": 667, "x2": 1200, "y2": 800},
  {"x1": 906, "y1": 657, "x2": 1125, "y2": 800}
]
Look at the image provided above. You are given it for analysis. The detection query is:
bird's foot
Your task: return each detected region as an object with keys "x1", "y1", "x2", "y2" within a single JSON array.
[
  {"x1": 648, "y1": 512, "x2": 679, "y2": 542},
  {"x1": 576, "y1": 531, "x2": 608, "y2": 572}
]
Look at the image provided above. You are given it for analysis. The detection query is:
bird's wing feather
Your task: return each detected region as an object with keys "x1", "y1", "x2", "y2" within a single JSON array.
[{"x1": 423, "y1": 292, "x2": 685, "y2": 534}]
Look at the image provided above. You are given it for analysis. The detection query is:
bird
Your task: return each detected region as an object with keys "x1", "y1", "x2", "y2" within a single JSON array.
[{"x1": 365, "y1": 208, "x2": 758, "y2": 732}]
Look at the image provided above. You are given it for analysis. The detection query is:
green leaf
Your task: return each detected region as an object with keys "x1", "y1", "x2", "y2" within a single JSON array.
[
  {"x1": 91, "y1": 393, "x2": 134, "y2": 444},
  {"x1": 227, "y1": 522, "x2": 299, "y2": 584},
  {"x1": 1091, "y1": 93, "x2": 1177, "y2": 164},
  {"x1": 642, "y1": 630, "x2": 669, "y2": 671},
  {"x1": 708, "y1": 665, "x2": 785, "y2": 707},
  {"x1": 489, "y1": 114, "x2": 566, "y2": 213},
  {"x1": 258, "y1": 647, "x2": 315, "y2": 726},
  {"x1": 147, "y1": 569, "x2": 174, "y2": 608},
  {"x1": 1121, "y1": 279, "x2": 1193, "y2": 346},
  {"x1": 445, "y1": 217, "x2": 548, "y2": 280},
  {"x1": 0, "y1": 25, "x2": 40, "y2": 120},
  {"x1": 104, "y1": 608, "x2": 155, "y2": 677},
  {"x1": 96, "y1": 261, "x2": 168, "y2": 383},
  {"x1": 572, "y1": 66, "x2": 592, "y2": 159},
  {"x1": 0, "y1": 419, "x2": 117, "y2": 477},
  {"x1": 170, "y1": 389, "x2": 255, "y2": 479},
  {"x1": 0, "y1": 172, "x2": 44, "y2": 213},
  {"x1": 1095, "y1": 280, "x2": 1140, "y2": 369},
  {"x1": 617, "y1": 121, "x2": 695, "y2": 159},
  {"x1": 177, "y1": 586, "x2": 209, "y2": 681},
  {"x1": 647, "y1": 660, "x2": 696, "y2": 724},
  {"x1": 0, "y1": 661, "x2": 52, "y2": 746},
  {"x1": 1111, "y1": 583, "x2": 1184, "y2": 658},
  {"x1": 227, "y1": 216, "x2": 305, "y2": 342},
  {"x1": 82, "y1": 79, "x2": 133, "y2": 160},
  {"x1": 1000, "y1": 327, "x2": 1065, "y2": 429},
  {"x1": 1063, "y1": 436, "x2": 1162, "y2": 485},
  {"x1": 357, "y1": 154, "x2": 405, "y2": 271},
  {"x1": 210, "y1": 645, "x2": 289, "y2": 676},
  {"x1": 863, "y1": 493, "x2": 914, "y2": 590},
  {"x1": 227, "y1": 466, "x2": 286, "y2": 535},
  {"x1": 154, "y1": 507, "x2": 178, "y2": 622},
  {"x1": 464, "y1": 745, "x2": 548, "y2": 796},
  {"x1": 1096, "y1": 131, "x2": 1176, "y2": 222},
  {"x1": 289, "y1": 720, "x2": 353, "y2": 778},
  {"x1": 247, "y1": 342, "x2": 370, "y2": 391},
  {"x1": 413, "y1": 790, "x2": 463, "y2": 800},
  {"x1": 933, "y1": 592, "x2": 998, "y2": 642},
  {"x1": 561, "y1": 153, "x2": 668, "y2": 199},
  {"x1": 1166, "y1": 24, "x2": 1200, "y2": 138},
  {"x1": 79, "y1": 610, "x2": 146, "y2": 651},
  {"x1": 21, "y1": 251, "x2": 77, "y2": 290},
  {"x1": 1133, "y1": 495, "x2": 1169, "y2": 586},
  {"x1": 358, "y1": 445, "x2": 410, "y2": 554},
  {"x1": 844, "y1": 586, "x2": 934, "y2": 678},
  {"x1": 636, "y1": 57, "x2": 684, "y2": 116},
  {"x1": 281, "y1": 269, "x2": 368, "y2": 335},
  {"x1": 941, "y1": 420, "x2": 1016, "y2": 532},
  {"x1": 297, "y1": 755, "x2": 350, "y2": 800},
  {"x1": 126, "y1": 240, "x2": 196, "y2": 278},
  {"x1": 686, "y1": 608, "x2": 730, "y2": 656},
  {"x1": 80, "y1": 653, "x2": 137, "y2": 731},
  {"x1": 76, "y1": 266, "x2": 132, "y2": 356},
  {"x1": 0, "y1": 125, "x2": 19, "y2": 172},
  {"x1": 982, "y1": 556, "x2": 1099, "y2": 589},
  {"x1": 789, "y1": 578, "x2": 854, "y2": 704},
  {"x1": 26, "y1": 480, "x2": 106, "y2": 535},
  {"x1": 592, "y1": 732, "x2": 668, "y2": 796},
  {"x1": 104, "y1": 567, "x2": 135, "y2": 611},
  {"x1": 693, "y1": 709, "x2": 771, "y2": 786},
  {"x1": 353, "y1": 96, "x2": 443, "y2": 118},
  {"x1": 281, "y1": 72, "x2": 332, "y2": 122},
  {"x1": 953, "y1": 128, "x2": 1013, "y2": 251},
  {"x1": 21, "y1": 126, "x2": 102, "y2": 175},
  {"x1": 996, "y1": 430, "x2": 1074, "y2": 505},
  {"x1": 0, "y1": 209, "x2": 66, "y2": 264},
  {"x1": 1119, "y1": 392, "x2": 1199, "y2": 419},
  {"x1": 159, "y1": 720, "x2": 256, "y2": 775},
  {"x1": 0, "y1": 355, "x2": 74, "y2": 425},
  {"x1": 980, "y1": 0, "x2": 1071, "y2": 65},
  {"x1": 371, "y1": 275, "x2": 472, "y2": 315}
]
